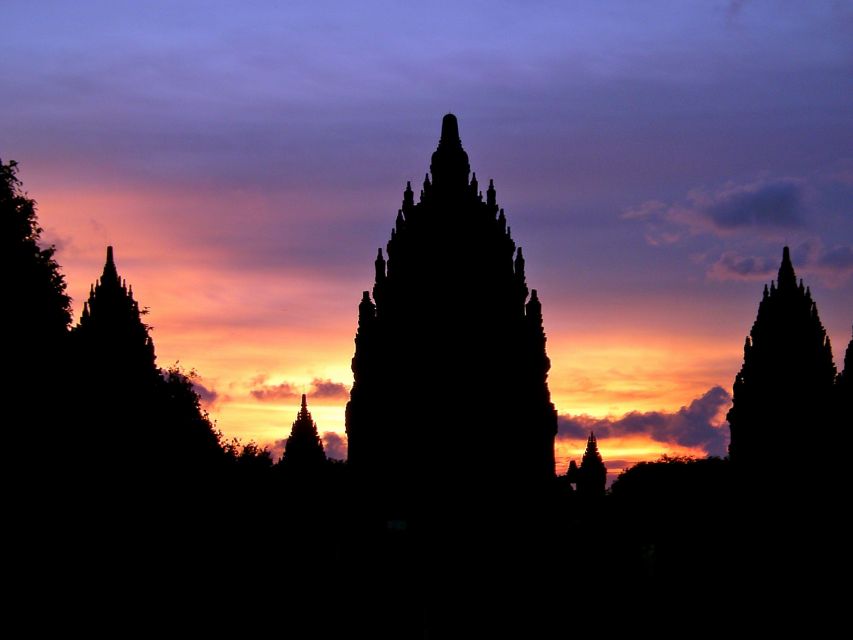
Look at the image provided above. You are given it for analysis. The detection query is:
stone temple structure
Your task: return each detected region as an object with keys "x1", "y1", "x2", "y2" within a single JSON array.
[
  {"x1": 346, "y1": 114, "x2": 557, "y2": 522},
  {"x1": 727, "y1": 247, "x2": 837, "y2": 484}
]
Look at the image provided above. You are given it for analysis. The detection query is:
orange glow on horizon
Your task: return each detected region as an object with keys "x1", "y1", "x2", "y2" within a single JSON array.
[
  {"x1": 555, "y1": 435, "x2": 709, "y2": 482},
  {"x1": 37, "y1": 183, "x2": 742, "y2": 471}
]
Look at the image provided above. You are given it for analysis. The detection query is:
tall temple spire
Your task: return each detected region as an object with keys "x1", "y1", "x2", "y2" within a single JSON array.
[
  {"x1": 727, "y1": 246, "x2": 836, "y2": 486},
  {"x1": 347, "y1": 115, "x2": 557, "y2": 522}
]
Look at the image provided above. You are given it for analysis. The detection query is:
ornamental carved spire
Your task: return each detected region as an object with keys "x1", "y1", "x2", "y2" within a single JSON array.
[
  {"x1": 346, "y1": 115, "x2": 557, "y2": 521},
  {"x1": 727, "y1": 246, "x2": 836, "y2": 484}
]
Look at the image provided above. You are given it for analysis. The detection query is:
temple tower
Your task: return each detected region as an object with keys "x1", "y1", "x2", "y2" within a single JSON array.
[
  {"x1": 346, "y1": 114, "x2": 557, "y2": 519},
  {"x1": 727, "y1": 247, "x2": 836, "y2": 482},
  {"x1": 282, "y1": 394, "x2": 327, "y2": 469}
]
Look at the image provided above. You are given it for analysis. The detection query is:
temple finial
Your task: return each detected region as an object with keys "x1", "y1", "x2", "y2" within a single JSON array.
[
  {"x1": 778, "y1": 245, "x2": 797, "y2": 290},
  {"x1": 301, "y1": 393, "x2": 307, "y2": 409},
  {"x1": 101, "y1": 245, "x2": 119, "y2": 283},
  {"x1": 440, "y1": 113, "x2": 460, "y2": 145}
]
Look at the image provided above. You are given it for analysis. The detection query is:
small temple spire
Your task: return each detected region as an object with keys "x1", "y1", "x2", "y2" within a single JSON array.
[
  {"x1": 282, "y1": 393, "x2": 326, "y2": 469},
  {"x1": 526, "y1": 288, "x2": 542, "y2": 324},
  {"x1": 487, "y1": 179, "x2": 496, "y2": 208},
  {"x1": 403, "y1": 181, "x2": 414, "y2": 209},
  {"x1": 566, "y1": 431, "x2": 607, "y2": 498},
  {"x1": 375, "y1": 248, "x2": 386, "y2": 284}
]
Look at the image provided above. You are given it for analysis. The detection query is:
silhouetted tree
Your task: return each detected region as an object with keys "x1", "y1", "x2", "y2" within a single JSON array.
[
  {"x1": 1, "y1": 159, "x2": 72, "y2": 348},
  {"x1": 1, "y1": 159, "x2": 72, "y2": 477},
  {"x1": 158, "y1": 365, "x2": 227, "y2": 477},
  {"x1": 224, "y1": 439, "x2": 273, "y2": 473},
  {"x1": 610, "y1": 456, "x2": 732, "y2": 582}
]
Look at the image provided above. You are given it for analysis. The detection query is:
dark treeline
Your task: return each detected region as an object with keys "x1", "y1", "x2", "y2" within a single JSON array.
[{"x1": 6, "y1": 135, "x2": 851, "y2": 634}]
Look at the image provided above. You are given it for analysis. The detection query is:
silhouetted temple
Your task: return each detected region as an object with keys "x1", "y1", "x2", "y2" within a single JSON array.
[
  {"x1": 346, "y1": 114, "x2": 557, "y2": 521},
  {"x1": 72, "y1": 246, "x2": 222, "y2": 478},
  {"x1": 75, "y1": 246, "x2": 158, "y2": 383},
  {"x1": 282, "y1": 394, "x2": 326, "y2": 468},
  {"x1": 727, "y1": 247, "x2": 836, "y2": 482},
  {"x1": 567, "y1": 432, "x2": 607, "y2": 498},
  {"x1": 71, "y1": 246, "x2": 162, "y2": 474}
]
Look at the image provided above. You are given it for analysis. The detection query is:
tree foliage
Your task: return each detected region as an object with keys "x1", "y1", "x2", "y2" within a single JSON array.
[{"x1": 1, "y1": 159, "x2": 71, "y2": 347}]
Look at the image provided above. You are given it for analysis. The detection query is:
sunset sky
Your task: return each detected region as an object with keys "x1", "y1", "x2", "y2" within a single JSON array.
[{"x1": 4, "y1": 2, "x2": 852, "y2": 477}]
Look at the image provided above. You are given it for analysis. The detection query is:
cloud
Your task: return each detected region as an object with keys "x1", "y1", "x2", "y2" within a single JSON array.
[
  {"x1": 557, "y1": 386, "x2": 732, "y2": 457},
  {"x1": 192, "y1": 380, "x2": 220, "y2": 406},
  {"x1": 269, "y1": 439, "x2": 287, "y2": 462},
  {"x1": 818, "y1": 245, "x2": 853, "y2": 272},
  {"x1": 703, "y1": 180, "x2": 803, "y2": 229},
  {"x1": 708, "y1": 240, "x2": 853, "y2": 285},
  {"x1": 322, "y1": 432, "x2": 347, "y2": 460},
  {"x1": 251, "y1": 382, "x2": 299, "y2": 401},
  {"x1": 707, "y1": 251, "x2": 776, "y2": 281},
  {"x1": 251, "y1": 377, "x2": 349, "y2": 402},
  {"x1": 310, "y1": 378, "x2": 350, "y2": 400},
  {"x1": 623, "y1": 178, "x2": 806, "y2": 244}
]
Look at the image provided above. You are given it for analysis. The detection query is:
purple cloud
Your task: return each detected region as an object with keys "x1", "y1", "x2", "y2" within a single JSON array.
[
  {"x1": 558, "y1": 386, "x2": 732, "y2": 457},
  {"x1": 707, "y1": 251, "x2": 777, "y2": 281},
  {"x1": 251, "y1": 382, "x2": 299, "y2": 401},
  {"x1": 703, "y1": 179, "x2": 803, "y2": 229},
  {"x1": 192, "y1": 380, "x2": 219, "y2": 406},
  {"x1": 310, "y1": 378, "x2": 350, "y2": 400},
  {"x1": 624, "y1": 178, "x2": 805, "y2": 244},
  {"x1": 251, "y1": 377, "x2": 349, "y2": 402},
  {"x1": 708, "y1": 241, "x2": 853, "y2": 285},
  {"x1": 269, "y1": 439, "x2": 287, "y2": 462},
  {"x1": 322, "y1": 432, "x2": 347, "y2": 460},
  {"x1": 818, "y1": 245, "x2": 853, "y2": 272}
]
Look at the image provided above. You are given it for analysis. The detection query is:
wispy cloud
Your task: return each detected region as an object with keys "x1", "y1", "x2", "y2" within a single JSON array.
[
  {"x1": 251, "y1": 377, "x2": 350, "y2": 402},
  {"x1": 251, "y1": 381, "x2": 299, "y2": 401},
  {"x1": 623, "y1": 177, "x2": 805, "y2": 244}
]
